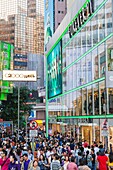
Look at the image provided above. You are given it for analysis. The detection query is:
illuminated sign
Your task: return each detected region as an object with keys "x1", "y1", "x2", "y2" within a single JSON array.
[
  {"x1": 69, "y1": 0, "x2": 94, "y2": 38},
  {"x1": 47, "y1": 41, "x2": 62, "y2": 99},
  {"x1": 3, "y1": 70, "x2": 37, "y2": 81}
]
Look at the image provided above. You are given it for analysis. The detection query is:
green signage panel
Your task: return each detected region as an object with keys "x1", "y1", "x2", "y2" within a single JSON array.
[{"x1": 0, "y1": 41, "x2": 14, "y2": 100}]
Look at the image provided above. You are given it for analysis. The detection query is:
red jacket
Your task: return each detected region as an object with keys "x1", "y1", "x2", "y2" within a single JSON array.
[{"x1": 0, "y1": 157, "x2": 10, "y2": 170}]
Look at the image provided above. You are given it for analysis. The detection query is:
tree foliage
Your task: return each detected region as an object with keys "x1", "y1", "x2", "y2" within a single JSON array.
[{"x1": 0, "y1": 86, "x2": 32, "y2": 126}]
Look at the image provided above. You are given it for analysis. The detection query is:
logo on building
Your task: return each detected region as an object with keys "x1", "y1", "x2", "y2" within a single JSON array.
[{"x1": 69, "y1": 0, "x2": 94, "y2": 38}]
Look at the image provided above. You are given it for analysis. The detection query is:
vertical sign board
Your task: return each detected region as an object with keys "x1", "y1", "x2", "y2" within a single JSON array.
[
  {"x1": 0, "y1": 42, "x2": 14, "y2": 100},
  {"x1": 1, "y1": 42, "x2": 11, "y2": 94},
  {"x1": 44, "y1": 0, "x2": 54, "y2": 51},
  {"x1": 47, "y1": 41, "x2": 62, "y2": 99}
]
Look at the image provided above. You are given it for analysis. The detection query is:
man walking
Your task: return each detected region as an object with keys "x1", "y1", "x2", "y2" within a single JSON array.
[{"x1": 21, "y1": 153, "x2": 33, "y2": 170}]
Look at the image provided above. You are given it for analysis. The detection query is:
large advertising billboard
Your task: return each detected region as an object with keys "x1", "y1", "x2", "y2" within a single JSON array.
[
  {"x1": 44, "y1": 0, "x2": 54, "y2": 51},
  {"x1": 0, "y1": 41, "x2": 14, "y2": 100},
  {"x1": 47, "y1": 41, "x2": 62, "y2": 99}
]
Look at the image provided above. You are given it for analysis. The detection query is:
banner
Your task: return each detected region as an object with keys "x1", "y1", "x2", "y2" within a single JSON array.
[{"x1": 44, "y1": 0, "x2": 54, "y2": 51}]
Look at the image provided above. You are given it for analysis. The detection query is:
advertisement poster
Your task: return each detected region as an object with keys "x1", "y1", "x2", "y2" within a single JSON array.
[
  {"x1": 44, "y1": 0, "x2": 54, "y2": 51},
  {"x1": 0, "y1": 42, "x2": 14, "y2": 99},
  {"x1": 47, "y1": 41, "x2": 62, "y2": 99}
]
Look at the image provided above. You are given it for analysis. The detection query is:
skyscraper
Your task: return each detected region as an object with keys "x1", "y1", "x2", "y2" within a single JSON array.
[
  {"x1": 67, "y1": 0, "x2": 75, "y2": 12},
  {"x1": 0, "y1": 0, "x2": 27, "y2": 20},
  {"x1": 54, "y1": 0, "x2": 67, "y2": 32},
  {"x1": 27, "y1": 0, "x2": 44, "y2": 54},
  {"x1": 44, "y1": 0, "x2": 67, "y2": 51},
  {"x1": 0, "y1": 0, "x2": 44, "y2": 55},
  {"x1": 27, "y1": 0, "x2": 44, "y2": 18}
]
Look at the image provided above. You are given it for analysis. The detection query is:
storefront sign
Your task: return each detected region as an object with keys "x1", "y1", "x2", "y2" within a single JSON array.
[
  {"x1": 69, "y1": 0, "x2": 94, "y2": 38},
  {"x1": 3, "y1": 70, "x2": 37, "y2": 81}
]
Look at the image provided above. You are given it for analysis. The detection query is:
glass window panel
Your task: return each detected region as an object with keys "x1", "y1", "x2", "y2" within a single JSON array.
[
  {"x1": 76, "y1": 61, "x2": 81, "y2": 86},
  {"x1": 99, "y1": 81, "x2": 106, "y2": 115},
  {"x1": 72, "y1": 91, "x2": 77, "y2": 116},
  {"x1": 87, "y1": 86, "x2": 93, "y2": 115},
  {"x1": 91, "y1": 14, "x2": 98, "y2": 45},
  {"x1": 86, "y1": 21, "x2": 91, "y2": 50},
  {"x1": 82, "y1": 87, "x2": 87, "y2": 115},
  {"x1": 98, "y1": 6, "x2": 105, "y2": 41},
  {"x1": 109, "y1": 88, "x2": 113, "y2": 114},
  {"x1": 81, "y1": 57, "x2": 86, "y2": 85},
  {"x1": 76, "y1": 90, "x2": 82, "y2": 116},
  {"x1": 86, "y1": 53, "x2": 92, "y2": 83},
  {"x1": 105, "y1": 0, "x2": 112, "y2": 36},
  {"x1": 94, "y1": 83, "x2": 99, "y2": 115},
  {"x1": 92, "y1": 48, "x2": 99, "y2": 80},
  {"x1": 98, "y1": 43, "x2": 106, "y2": 78},
  {"x1": 107, "y1": 37, "x2": 113, "y2": 71}
]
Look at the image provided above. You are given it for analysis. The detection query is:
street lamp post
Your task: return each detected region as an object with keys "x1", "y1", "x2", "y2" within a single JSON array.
[
  {"x1": 25, "y1": 113, "x2": 29, "y2": 144},
  {"x1": 18, "y1": 84, "x2": 20, "y2": 141}
]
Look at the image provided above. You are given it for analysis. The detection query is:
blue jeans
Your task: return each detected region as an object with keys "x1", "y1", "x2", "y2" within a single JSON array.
[{"x1": 92, "y1": 164, "x2": 96, "y2": 170}]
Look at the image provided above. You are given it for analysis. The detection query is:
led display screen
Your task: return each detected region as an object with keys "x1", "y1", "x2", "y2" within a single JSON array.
[{"x1": 47, "y1": 41, "x2": 62, "y2": 99}]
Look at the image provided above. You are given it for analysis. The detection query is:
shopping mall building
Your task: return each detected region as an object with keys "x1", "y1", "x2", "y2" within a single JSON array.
[{"x1": 46, "y1": 0, "x2": 113, "y2": 147}]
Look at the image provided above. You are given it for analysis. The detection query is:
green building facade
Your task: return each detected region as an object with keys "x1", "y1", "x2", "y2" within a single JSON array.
[{"x1": 46, "y1": 0, "x2": 113, "y2": 145}]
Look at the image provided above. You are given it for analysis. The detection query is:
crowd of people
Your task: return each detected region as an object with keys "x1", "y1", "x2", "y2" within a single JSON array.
[{"x1": 0, "y1": 132, "x2": 112, "y2": 170}]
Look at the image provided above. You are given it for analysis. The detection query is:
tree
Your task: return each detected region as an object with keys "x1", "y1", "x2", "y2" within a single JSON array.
[{"x1": 0, "y1": 86, "x2": 32, "y2": 127}]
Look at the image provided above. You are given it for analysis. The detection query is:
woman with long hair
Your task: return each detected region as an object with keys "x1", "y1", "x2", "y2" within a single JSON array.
[
  {"x1": 30, "y1": 160, "x2": 40, "y2": 170},
  {"x1": 38, "y1": 154, "x2": 50, "y2": 170},
  {"x1": 86, "y1": 150, "x2": 92, "y2": 169},
  {"x1": 63, "y1": 156, "x2": 69, "y2": 170}
]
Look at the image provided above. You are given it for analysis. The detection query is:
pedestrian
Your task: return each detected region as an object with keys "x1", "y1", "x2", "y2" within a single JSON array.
[
  {"x1": 78, "y1": 159, "x2": 90, "y2": 170},
  {"x1": 91, "y1": 149, "x2": 96, "y2": 170},
  {"x1": 20, "y1": 156, "x2": 24, "y2": 169},
  {"x1": 38, "y1": 154, "x2": 47, "y2": 170},
  {"x1": 97, "y1": 149, "x2": 108, "y2": 170},
  {"x1": 8, "y1": 154, "x2": 20, "y2": 170},
  {"x1": 21, "y1": 153, "x2": 33, "y2": 170},
  {"x1": 51, "y1": 154, "x2": 61, "y2": 170},
  {"x1": 76, "y1": 152, "x2": 82, "y2": 167},
  {"x1": 86, "y1": 150, "x2": 92, "y2": 169},
  {"x1": 28, "y1": 149, "x2": 33, "y2": 161},
  {"x1": 108, "y1": 152, "x2": 113, "y2": 170},
  {"x1": 0, "y1": 149, "x2": 10, "y2": 170},
  {"x1": 67, "y1": 156, "x2": 78, "y2": 170},
  {"x1": 63, "y1": 155, "x2": 69, "y2": 170},
  {"x1": 30, "y1": 160, "x2": 40, "y2": 170}
]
